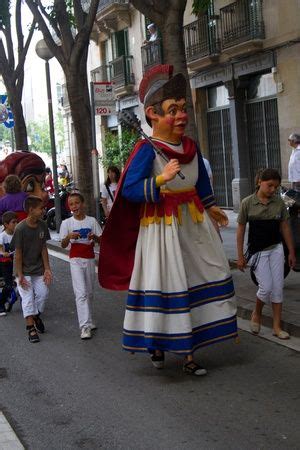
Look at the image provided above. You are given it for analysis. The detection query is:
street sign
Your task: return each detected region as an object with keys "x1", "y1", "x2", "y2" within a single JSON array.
[
  {"x1": 95, "y1": 104, "x2": 116, "y2": 116},
  {"x1": 0, "y1": 95, "x2": 14, "y2": 128},
  {"x1": 93, "y1": 82, "x2": 115, "y2": 102},
  {"x1": 93, "y1": 82, "x2": 116, "y2": 116}
]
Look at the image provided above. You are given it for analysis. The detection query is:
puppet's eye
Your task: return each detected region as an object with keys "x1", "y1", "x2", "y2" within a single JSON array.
[
  {"x1": 169, "y1": 108, "x2": 177, "y2": 116},
  {"x1": 25, "y1": 179, "x2": 35, "y2": 192}
]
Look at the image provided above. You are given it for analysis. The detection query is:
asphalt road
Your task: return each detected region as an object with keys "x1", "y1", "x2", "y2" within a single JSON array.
[{"x1": 0, "y1": 255, "x2": 299, "y2": 450}]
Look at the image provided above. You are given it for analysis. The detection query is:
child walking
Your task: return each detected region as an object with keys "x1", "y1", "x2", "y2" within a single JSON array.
[
  {"x1": 237, "y1": 168, "x2": 296, "y2": 339},
  {"x1": 59, "y1": 193, "x2": 102, "y2": 340},
  {"x1": 12, "y1": 196, "x2": 52, "y2": 343},
  {"x1": 0, "y1": 211, "x2": 18, "y2": 315}
]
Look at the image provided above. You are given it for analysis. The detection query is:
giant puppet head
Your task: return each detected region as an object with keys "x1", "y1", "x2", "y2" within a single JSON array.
[
  {"x1": 139, "y1": 65, "x2": 188, "y2": 143},
  {"x1": 0, "y1": 151, "x2": 48, "y2": 205}
]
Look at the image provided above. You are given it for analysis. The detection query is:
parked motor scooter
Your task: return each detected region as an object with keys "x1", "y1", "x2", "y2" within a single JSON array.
[
  {"x1": 46, "y1": 183, "x2": 74, "y2": 230},
  {"x1": 250, "y1": 186, "x2": 300, "y2": 285}
]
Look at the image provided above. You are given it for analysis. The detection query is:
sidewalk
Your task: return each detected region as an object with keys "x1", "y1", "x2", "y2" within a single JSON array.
[{"x1": 48, "y1": 211, "x2": 300, "y2": 337}]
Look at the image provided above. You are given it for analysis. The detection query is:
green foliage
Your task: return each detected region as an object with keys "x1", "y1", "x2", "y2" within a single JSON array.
[
  {"x1": 27, "y1": 113, "x2": 65, "y2": 155},
  {"x1": 192, "y1": 0, "x2": 211, "y2": 15},
  {"x1": 0, "y1": 123, "x2": 12, "y2": 144},
  {"x1": 100, "y1": 128, "x2": 139, "y2": 169},
  {"x1": 27, "y1": 119, "x2": 51, "y2": 154}
]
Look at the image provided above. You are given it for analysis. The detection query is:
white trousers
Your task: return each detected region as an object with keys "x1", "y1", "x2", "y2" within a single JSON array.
[
  {"x1": 251, "y1": 244, "x2": 284, "y2": 304},
  {"x1": 17, "y1": 275, "x2": 49, "y2": 318},
  {"x1": 70, "y1": 258, "x2": 95, "y2": 328}
]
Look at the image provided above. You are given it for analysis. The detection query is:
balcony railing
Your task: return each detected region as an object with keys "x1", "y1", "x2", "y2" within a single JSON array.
[
  {"x1": 90, "y1": 65, "x2": 111, "y2": 82},
  {"x1": 109, "y1": 55, "x2": 134, "y2": 87},
  {"x1": 97, "y1": 0, "x2": 128, "y2": 12},
  {"x1": 141, "y1": 39, "x2": 163, "y2": 73},
  {"x1": 184, "y1": 15, "x2": 220, "y2": 61},
  {"x1": 220, "y1": 0, "x2": 264, "y2": 49}
]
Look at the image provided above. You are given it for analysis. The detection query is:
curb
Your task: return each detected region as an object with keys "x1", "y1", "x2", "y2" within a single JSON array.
[{"x1": 236, "y1": 296, "x2": 300, "y2": 338}]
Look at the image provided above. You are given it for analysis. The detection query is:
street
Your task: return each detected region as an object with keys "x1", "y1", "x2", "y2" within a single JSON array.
[{"x1": 0, "y1": 255, "x2": 299, "y2": 450}]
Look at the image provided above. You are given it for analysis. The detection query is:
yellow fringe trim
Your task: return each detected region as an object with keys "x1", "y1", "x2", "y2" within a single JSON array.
[{"x1": 140, "y1": 200, "x2": 204, "y2": 227}]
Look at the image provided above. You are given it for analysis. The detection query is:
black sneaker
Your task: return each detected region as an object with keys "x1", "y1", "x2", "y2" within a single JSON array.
[
  {"x1": 34, "y1": 315, "x2": 45, "y2": 333},
  {"x1": 27, "y1": 325, "x2": 40, "y2": 343},
  {"x1": 0, "y1": 305, "x2": 7, "y2": 317},
  {"x1": 149, "y1": 350, "x2": 165, "y2": 369}
]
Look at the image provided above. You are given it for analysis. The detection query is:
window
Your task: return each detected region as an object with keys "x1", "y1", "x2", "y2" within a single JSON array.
[
  {"x1": 207, "y1": 85, "x2": 230, "y2": 108},
  {"x1": 247, "y1": 73, "x2": 277, "y2": 100}
]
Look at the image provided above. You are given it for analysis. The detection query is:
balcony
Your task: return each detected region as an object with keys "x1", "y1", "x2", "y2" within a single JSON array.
[
  {"x1": 96, "y1": 0, "x2": 130, "y2": 33},
  {"x1": 109, "y1": 55, "x2": 134, "y2": 97},
  {"x1": 220, "y1": 0, "x2": 264, "y2": 55},
  {"x1": 141, "y1": 39, "x2": 163, "y2": 73},
  {"x1": 90, "y1": 65, "x2": 111, "y2": 82},
  {"x1": 184, "y1": 15, "x2": 220, "y2": 71}
]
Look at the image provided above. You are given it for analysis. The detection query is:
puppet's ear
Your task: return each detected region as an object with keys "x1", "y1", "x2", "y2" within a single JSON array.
[{"x1": 145, "y1": 106, "x2": 158, "y2": 123}]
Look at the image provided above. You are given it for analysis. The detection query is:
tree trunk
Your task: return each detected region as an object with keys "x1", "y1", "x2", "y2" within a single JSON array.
[
  {"x1": 9, "y1": 90, "x2": 29, "y2": 151},
  {"x1": 130, "y1": 0, "x2": 198, "y2": 141},
  {"x1": 65, "y1": 54, "x2": 94, "y2": 215}
]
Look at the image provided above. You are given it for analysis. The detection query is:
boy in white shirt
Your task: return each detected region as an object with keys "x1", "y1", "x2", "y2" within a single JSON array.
[
  {"x1": 60, "y1": 193, "x2": 102, "y2": 339},
  {"x1": 0, "y1": 211, "x2": 18, "y2": 315}
]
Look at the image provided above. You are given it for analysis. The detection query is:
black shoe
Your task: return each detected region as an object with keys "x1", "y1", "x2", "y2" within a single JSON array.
[
  {"x1": 149, "y1": 350, "x2": 165, "y2": 369},
  {"x1": 27, "y1": 325, "x2": 40, "y2": 343},
  {"x1": 0, "y1": 304, "x2": 7, "y2": 316},
  {"x1": 183, "y1": 361, "x2": 207, "y2": 376},
  {"x1": 34, "y1": 315, "x2": 45, "y2": 333}
]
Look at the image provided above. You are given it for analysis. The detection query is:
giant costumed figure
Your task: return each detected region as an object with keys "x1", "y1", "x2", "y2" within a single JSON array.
[
  {"x1": 99, "y1": 65, "x2": 238, "y2": 375},
  {"x1": 0, "y1": 151, "x2": 48, "y2": 205}
]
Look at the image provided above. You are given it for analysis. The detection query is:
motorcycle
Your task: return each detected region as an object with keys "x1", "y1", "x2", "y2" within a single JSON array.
[
  {"x1": 250, "y1": 186, "x2": 300, "y2": 285},
  {"x1": 46, "y1": 183, "x2": 74, "y2": 230}
]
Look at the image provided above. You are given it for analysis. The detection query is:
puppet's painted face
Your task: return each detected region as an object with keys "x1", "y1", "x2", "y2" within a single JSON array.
[
  {"x1": 0, "y1": 152, "x2": 48, "y2": 205},
  {"x1": 155, "y1": 98, "x2": 188, "y2": 143},
  {"x1": 22, "y1": 173, "x2": 48, "y2": 206}
]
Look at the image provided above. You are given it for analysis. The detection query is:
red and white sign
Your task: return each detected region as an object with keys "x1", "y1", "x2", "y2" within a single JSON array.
[
  {"x1": 95, "y1": 105, "x2": 116, "y2": 116},
  {"x1": 93, "y1": 82, "x2": 115, "y2": 101}
]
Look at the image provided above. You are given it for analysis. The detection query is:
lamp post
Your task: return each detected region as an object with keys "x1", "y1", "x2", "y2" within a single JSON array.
[{"x1": 35, "y1": 39, "x2": 62, "y2": 232}]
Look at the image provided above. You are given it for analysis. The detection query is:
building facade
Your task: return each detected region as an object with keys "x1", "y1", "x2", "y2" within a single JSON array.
[
  {"x1": 184, "y1": 0, "x2": 300, "y2": 209},
  {"x1": 61, "y1": 0, "x2": 300, "y2": 209}
]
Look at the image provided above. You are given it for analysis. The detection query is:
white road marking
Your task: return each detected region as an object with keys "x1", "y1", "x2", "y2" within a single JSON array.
[{"x1": 0, "y1": 412, "x2": 24, "y2": 449}]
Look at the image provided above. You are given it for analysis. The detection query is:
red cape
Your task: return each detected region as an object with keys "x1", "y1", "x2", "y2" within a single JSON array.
[{"x1": 98, "y1": 136, "x2": 196, "y2": 291}]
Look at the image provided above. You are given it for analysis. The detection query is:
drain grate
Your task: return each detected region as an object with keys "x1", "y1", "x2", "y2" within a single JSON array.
[{"x1": 0, "y1": 368, "x2": 8, "y2": 378}]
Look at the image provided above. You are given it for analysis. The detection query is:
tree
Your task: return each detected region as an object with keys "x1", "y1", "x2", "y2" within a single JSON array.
[
  {"x1": 25, "y1": 0, "x2": 100, "y2": 212},
  {"x1": 0, "y1": 0, "x2": 36, "y2": 150},
  {"x1": 27, "y1": 112, "x2": 65, "y2": 155},
  {"x1": 100, "y1": 129, "x2": 139, "y2": 169},
  {"x1": 130, "y1": 0, "x2": 211, "y2": 141}
]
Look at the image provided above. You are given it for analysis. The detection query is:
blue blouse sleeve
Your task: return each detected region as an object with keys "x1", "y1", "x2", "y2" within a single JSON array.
[
  {"x1": 196, "y1": 149, "x2": 216, "y2": 208},
  {"x1": 122, "y1": 143, "x2": 161, "y2": 203}
]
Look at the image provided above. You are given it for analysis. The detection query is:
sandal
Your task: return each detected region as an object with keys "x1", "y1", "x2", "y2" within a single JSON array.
[
  {"x1": 27, "y1": 325, "x2": 40, "y2": 343},
  {"x1": 34, "y1": 315, "x2": 45, "y2": 333},
  {"x1": 149, "y1": 350, "x2": 165, "y2": 369},
  {"x1": 183, "y1": 361, "x2": 207, "y2": 376}
]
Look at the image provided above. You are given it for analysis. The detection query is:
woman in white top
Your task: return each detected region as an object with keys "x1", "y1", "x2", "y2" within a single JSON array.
[{"x1": 100, "y1": 166, "x2": 121, "y2": 218}]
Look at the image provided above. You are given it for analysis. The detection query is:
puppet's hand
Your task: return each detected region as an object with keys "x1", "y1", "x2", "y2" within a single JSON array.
[
  {"x1": 207, "y1": 206, "x2": 228, "y2": 227},
  {"x1": 162, "y1": 159, "x2": 180, "y2": 182}
]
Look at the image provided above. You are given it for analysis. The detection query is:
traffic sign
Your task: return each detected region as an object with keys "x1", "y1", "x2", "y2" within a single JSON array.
[
  {"x1": 0, "y1": 95, "x2": 14, "y2": 128},
  {"x1": 93, "y1": 82, "x2": 115, "y2": 104},
  {"x1": 95, "y1": 104, "x2": 116, "y2": 116}
]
